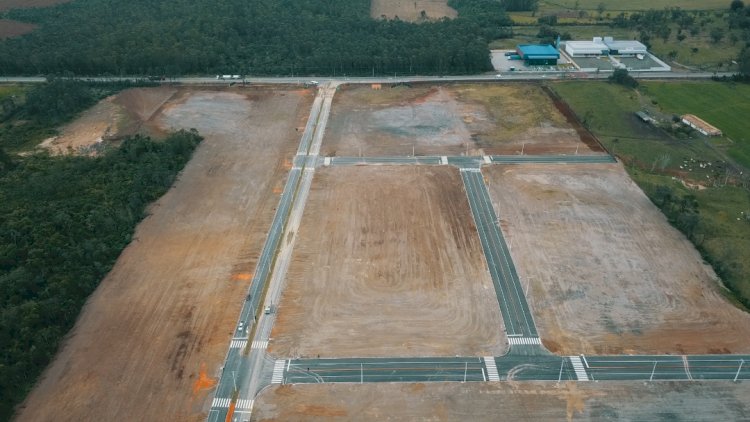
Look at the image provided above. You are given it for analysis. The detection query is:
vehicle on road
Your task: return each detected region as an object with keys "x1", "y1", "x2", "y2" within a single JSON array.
[
  {"x1": 238, "y1": 321, "x2": 245, "y2": 332},
  {"x1": 264, "y1": 305, "x2": 272, "y2": 315}
]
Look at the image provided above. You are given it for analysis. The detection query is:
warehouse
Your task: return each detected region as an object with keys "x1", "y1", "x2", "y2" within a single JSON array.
[
  {"x1": 603, "y1": 38, "x2": 648, "y2": 56},
  {"x1": 564, "y1": 39, "x2": 608, "y2": 57},
  {"x1": 681, "y1": 114, "x2": 722, "y2": 136},
  {"x1": 515, "y1": 44, "x2": 560, "y2": 65}
]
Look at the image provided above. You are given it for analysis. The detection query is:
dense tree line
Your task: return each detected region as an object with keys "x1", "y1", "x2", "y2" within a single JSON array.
[
  {"x1": 0, "y1": 0, "x2": 513, "y2": 77},
  {"x1": 0, "y1": 131, "x2": 202, "y2": 420}
]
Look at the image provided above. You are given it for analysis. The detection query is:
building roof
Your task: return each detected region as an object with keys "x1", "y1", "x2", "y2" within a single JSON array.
[
  {"x1": 681, "y1": 114, "x2": 722, "y2": 135},
  {"x1": 604, "y1": 39, "x2": 647, "y2": 52},
  {"x1": 517, "y1": 44, "x2": 560, "y2": 58},
  {"x1": 564, "y1": 40, "x2": 608, "y2": 54}
]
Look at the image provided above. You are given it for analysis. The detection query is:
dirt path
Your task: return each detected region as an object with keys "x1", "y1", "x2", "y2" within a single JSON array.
[
  {"x1": 251, "y1": 381, "x2": 750, "y2": 421},
  {"x1": 485, "y1": 164, "x2": 750, "y2": 355},
  {"x1": 16, "y1": 86, "x2": 314, "y2": 421},
  {"x1": 269, "y1": 166, "x2": 507, "y2": 358}
]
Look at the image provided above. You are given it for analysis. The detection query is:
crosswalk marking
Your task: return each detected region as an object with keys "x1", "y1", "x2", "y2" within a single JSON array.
[
  {"x1": 569, "y1": 356, "x2": 589, "y2": 381},
  {"x1": 441, "y1": 156, "x2": 448, "y2": 165},
  {"x1": 508, "y1": 337, "x2": 542, "y2": 345},
  {"x1": 324, "y1": 157, "x2": 331, "y2": 166},
  {"x1": 251, "y1": 340, "x2": 268, "y2": 349},
  {"x1": 460, "y1": 167, "x2": 481, "y2": 173},
  {"x1": 230, "y1": 339, "x2": 247, "y2": 349},
  {"x1": 211, "y1": 397, "x2": 231, "y2": 408},
  {"x1": 484, "y1": 356, "x2": 500, "y2": 382},
  {"x1": 483, "y1": 155, "x2": 491, "y2": 164},
  {"x1": 236, "y1": 399, "x2": 254, "y2": 411},
  {"x1": 271, "y1": 359, "x2": 286, "y2": 384}
]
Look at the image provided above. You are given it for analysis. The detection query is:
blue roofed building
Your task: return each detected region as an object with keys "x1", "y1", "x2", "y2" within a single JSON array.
[{"x1": 516, "y1": 44, "x2": 560, "y2": 65}]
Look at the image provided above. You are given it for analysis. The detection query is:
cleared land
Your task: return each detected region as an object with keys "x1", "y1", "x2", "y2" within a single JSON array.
[
  {"x1": 16, "y1": 86, "x2": 314, "y2": 421},
  {"x1": 370, "y1": 0, "x2": 457, "y2": 21},
  {"x1": 0, "y1": 19, "x2": 36, "y2": 39},
  {"x1": 323, "y1": 84, "x2": 599, "y2": 157},
  {"x1": 251, "y1": 381, "x2": 750, "y2": 421},
  {"x1": 0, "y1": 0, "x2": 70, "y2": 11},
  {"x1": 39, "y1": 87, "x2": 178, "y2": 154},
  {"x1": 539, "y1": 0, "x2": 729, "y2": 11},
  {"x1": 269, "y1": 166, "x2": 507, "y2": 358},
  {"x1": 485, "y1": 163, "x2": 750, "y2": 355}
]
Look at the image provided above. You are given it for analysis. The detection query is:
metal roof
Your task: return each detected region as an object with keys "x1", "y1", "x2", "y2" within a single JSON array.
[
  {"x1": 604, "y1": 40, "x2": 647, "y2": 51},
  {"x1": 517, "y1": 44, "x2": 560, "y2": 58}
]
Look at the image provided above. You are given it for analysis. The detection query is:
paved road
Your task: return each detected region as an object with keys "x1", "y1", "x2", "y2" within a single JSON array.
[
  {"x1": 270, "y1": 354, "x2": 750, "y2": 384},
  {"x1": 207, "y1": 84, "x2": 334, "y2": 422},
  {"x1": 0, "y1": 71, "x2": 733, "y2": 86},
  {"x1": 461, "y1": 168, "x2": 540, "y2": 347},
  {"x1": 325, "y1": 154, "x2": 615, "y2": 167}
]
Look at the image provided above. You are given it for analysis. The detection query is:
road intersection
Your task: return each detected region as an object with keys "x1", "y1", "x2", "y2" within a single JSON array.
[{"x1": 186, "y1": 82, "x2": 750, "y2": 421}]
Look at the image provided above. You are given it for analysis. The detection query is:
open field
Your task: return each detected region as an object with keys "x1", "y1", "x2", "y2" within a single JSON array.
[
  {"x1": 251, "y1": 381, "x2": 750, "y2": 421},
  {"x1": 323, "y1": 84, "x2": 599, "y2": 157},
  {"x1": 16, "y1": 86, "x2": 314, "y2": 421},
  {"x1": 642, "y1": 81, "x2": 750, "y2": 168},
  {"x1": 370, "y1": 0, "x2": 456, "y2": 21},
  {"x1": 485, "y1": 164, "x2": 750, "y2": 355},
  {"x1": 0, "y1": 19, "x2": 36, "y2": 39},
  {"x1": 269, "y1": 166, "x2": 507, "y2": 358},
  {"x1": 539, "y1": 0, "x2": 729, "y2": 12},
  {"x1": 0, "y1": 0, "x2": 69, "y2": 11}
]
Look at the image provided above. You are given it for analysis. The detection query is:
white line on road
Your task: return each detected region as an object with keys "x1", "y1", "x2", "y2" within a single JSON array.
[
  {"x1": 251, "y1": 340, "x2": 268, "y2": 349},
  {"x1": 272, "y1": 360, "x2": 286, "y2": 384},
  {"x1": 569, "y1": 356, "x2": 589, "y2": 381},
  {"x1": 508, "y1": 337, "x2": 542, "y2": 345},
  {"x1": 230, "y1": 339, "x2": 248, "y2": 349},
  {"x1": 484, "y1": 356, "x2": 500, "y2": 381},
  {"x1": 211, "y1": 397, "x2": 231, "y2": 408}
]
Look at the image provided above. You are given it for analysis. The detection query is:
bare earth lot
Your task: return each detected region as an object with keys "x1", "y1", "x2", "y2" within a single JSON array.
[
  {"x1": 16, "y1": 87, "x2": 314, "y2": 421},
  {"x1": 0, "y1": 19, "x2": 36, "y2": 39},
  {"x1": 370, "y1": 0, "x2": 457, "y2": 21},
  {"x1": 485, "y1": 164, "x2": 750, "y2": 355},
  {"x1": 251, "y1": 381, "x2": 750, "y2": 421},
  {"x1": 323, "y1": 84, "x2": 597, "y2": 157},
  {"x1": 0, "y1": 0, "x2": 69, "y2": 11},
  {"x1": 269, "y1": 166, "x2": 506, "y2": 358}
]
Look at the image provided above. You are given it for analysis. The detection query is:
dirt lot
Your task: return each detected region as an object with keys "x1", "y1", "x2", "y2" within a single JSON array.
[
  {"x1": 485, "y1": 163, "x2": 750, "y2": 355},
  {"x1": 269, "y1": 166, "x2": 506, "y2": 358},
  {"x1": 39, "y1": 86, "x2": 178, "y2": 154},
  {"x1": 370, "y1": 0, "x2": 457, "y2": 21},
  {"x1": 251, "y1": 381, "x2": 750, "y2": 421},
  {"x1": 16, "y1": 86, "x2": 314, "y2": 421},
  {"x1": 0, "y1": 19, "x2": 36, "y2": 39},
  {"x1": 323, "y1": 84, "x2": 598, "y2": 157}
]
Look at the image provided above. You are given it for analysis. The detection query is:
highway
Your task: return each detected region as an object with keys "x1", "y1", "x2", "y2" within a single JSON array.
[
  {"x1": 461, "y1": 168, "x2": 540, "y2": 348},
  {"x1": 325, "y1": 154, "x2": 616, "y2": 167}
]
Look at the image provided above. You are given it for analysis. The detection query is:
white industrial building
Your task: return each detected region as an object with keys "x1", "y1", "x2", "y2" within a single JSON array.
[{"x1": 564, "y1": 37, "x2": 648, "y2": 57}]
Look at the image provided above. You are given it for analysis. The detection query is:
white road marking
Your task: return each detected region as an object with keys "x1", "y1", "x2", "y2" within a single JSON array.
[
  {"x1": 251, "y1": 340, "x2": 268, "y2": 349},
  {"x1": 508, "y1": 337, "x2": 542, "y2": 345},
  {"x1": 236, "y1": 399, "x2": 254, "y2": 410},
  {"x1": 569, "y1": 356, "x2": 589, "y2": 381},
  {"x1": 211, "y1": 397, "x2": 231, "y2": 408},
  {"x1": 483, "y1": 155, "x2": 491, "y2": 164},
  {"x1": 324, "y1": 157, "x2": 331, "y2": 166},
  {"x1": 271, "y1": 359, "x2": 286, "y2": 384},
  {"x1": 484, "y1": 356, "x2": 500, "y2": 382},
  {"x1": 230, "y1": 339, "x2": 247, "y2": 348},
  {"x1": 441, "y1": 156, "x2": 448, "y2": 165}
]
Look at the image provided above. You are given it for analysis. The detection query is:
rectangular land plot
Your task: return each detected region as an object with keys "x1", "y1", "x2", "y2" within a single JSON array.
[
  {"x1": 322, "y1": 84, "x2": 603, "y2": 157},
  {"x1": 269, "y1": 166, "x2": 507, "y2": 358},
  {"x1": 17, "y1": 87, "x2": 315, "y2": 422},
  {"x1": 485, "y1": 164, "x2": 750, "y2": 355},
  {"x1": 251, "y1": 381, "x2": 750, "y2": 421}
]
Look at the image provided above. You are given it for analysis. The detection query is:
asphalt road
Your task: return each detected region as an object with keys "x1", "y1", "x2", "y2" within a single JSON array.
[
  {"x1": 461, "y1": 168, "x2": 539, "y2": 344},
  {"x1": 271, "y1": 354, "x2": 750, "y2": 384}
]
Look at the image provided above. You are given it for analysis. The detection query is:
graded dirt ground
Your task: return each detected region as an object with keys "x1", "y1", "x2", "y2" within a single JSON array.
[
  {"x1": 370, "y1": 0, "x2": 457, "y2": 21},
  {"x1": 0, "y1": 0, "x2": 70, "y2": 11},
  {"x1": 16, "y1": 86, "x2": 314, "y2": 421},
  {"x1": 39, "y1": 86, "x2": 179, "y2": 154},
  {"x1": 485, "y1": 163, "x2": 750, "y2": 355},
  {"x1": 251, "y1": 381, "x2": 750, "y2": 421},
  {"x1": 323, "y1": 84, "x2": 599, "y2": 157},
  {"x1": 269, "y1": 166, "x2": 507, "y2": 358}
]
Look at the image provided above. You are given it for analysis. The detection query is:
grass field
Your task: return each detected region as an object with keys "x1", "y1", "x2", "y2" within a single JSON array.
[
  {"x1": 0, "y1": 84, "x2": 24, "y2": 101},
  {"x1": 642, "y1": 81, "x2": 750, "y2": 168},
  {"x1": 540, "y1": 0, "x2": 729, "y2": 12},
  {"x1": 553, "y1": 80, "x2": 750, "y2": 309}
]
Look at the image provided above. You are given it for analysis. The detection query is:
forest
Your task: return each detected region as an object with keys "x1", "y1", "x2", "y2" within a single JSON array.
[
  {"x1": 0, "y1": 80, "x2": 201, "y2": 419},
  {"x1": 0, "y1": 0, "x2": 512, "y2": 76}
]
